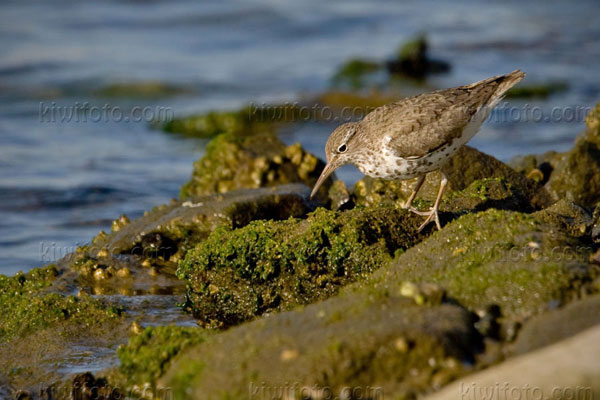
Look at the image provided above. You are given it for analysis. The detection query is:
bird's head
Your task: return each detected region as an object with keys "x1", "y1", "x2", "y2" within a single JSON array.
[{"x1": 310, "y1": 122, "x2": 360, "y2": 198}]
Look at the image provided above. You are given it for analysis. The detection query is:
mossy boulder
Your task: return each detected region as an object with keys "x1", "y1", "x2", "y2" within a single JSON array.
[
  {"x1": 353, "y1": 146, "x2": 552, "y2": 210},
  {"x1": 158, "y1": 299, "x2": 478, "y2": 400},
  {"x1": 177, "y1": 206, "x2": 427, "y2": 328},
  {"x1": 180, "y1": 132, "x2": 332, "y2": 201},
  {"x1": 376, "y1": 208, "x2": 598, "y2": 324}
]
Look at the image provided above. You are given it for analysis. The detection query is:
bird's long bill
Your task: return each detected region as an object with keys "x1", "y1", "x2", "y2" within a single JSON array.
[{"x1": 310, "y1": 163, "x2": 336, "y2": 199}]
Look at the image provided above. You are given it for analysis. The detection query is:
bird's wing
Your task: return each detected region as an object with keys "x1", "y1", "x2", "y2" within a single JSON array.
[{"x1": 363, "y1": 71, "x2": 524, "y2": 158}]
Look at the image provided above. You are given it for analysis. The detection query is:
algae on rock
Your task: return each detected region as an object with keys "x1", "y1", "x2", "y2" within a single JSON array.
[
  {"x1": 0, "y1": 265, "x2": 121, "y2": 342},
  {"x1": 180, "y1": 132, "x2": 332, "y2": 201},
  {"x1": 177, "y1": 206, "x2": 426, "y2": 328},
  {"x1": 376, "y1": 208, "x2": 597, "y2": 323},
  {"x1": 116, "y1": 325, "x2": 210, "y2": 389}
]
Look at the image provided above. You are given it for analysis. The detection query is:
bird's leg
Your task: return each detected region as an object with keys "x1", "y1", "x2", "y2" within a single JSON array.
[
  {"x1": 402, "y1": 175, "x2": 430, "y2": 215},
  {"x1": 417, "y1": 173, "x2": 448, "y2": 232}
]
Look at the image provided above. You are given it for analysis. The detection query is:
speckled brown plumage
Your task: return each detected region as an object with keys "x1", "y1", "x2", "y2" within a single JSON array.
[{"x1": 312, "y1": 70, "x2": 525, "y2": 231}]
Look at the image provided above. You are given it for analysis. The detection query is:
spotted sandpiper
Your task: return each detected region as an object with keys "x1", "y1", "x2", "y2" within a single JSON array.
[{"x1": 311, "y1": 70, "x2": 525, "y2": 231}]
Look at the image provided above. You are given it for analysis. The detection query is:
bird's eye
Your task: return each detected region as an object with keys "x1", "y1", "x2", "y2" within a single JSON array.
[{"x1": 337, "y1": 144, "x2": 347, "y2": 153}]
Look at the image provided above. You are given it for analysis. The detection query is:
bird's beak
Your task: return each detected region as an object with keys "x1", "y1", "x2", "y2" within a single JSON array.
[{"x1": 310, "y1": 162, "x2": 337, "y2": 199}]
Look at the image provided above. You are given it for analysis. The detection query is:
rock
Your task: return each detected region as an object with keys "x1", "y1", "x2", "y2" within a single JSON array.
[
  {"x1": 177, "y1": 205, "x2": 428, "y2": 328},
  {"x1": 353, "y1": 146, "x2": 552, "y2": 210},
  {"x1": 513, "y1": 295, "x2": 600, "y2": 355},
  {"x1": 116, "y1": 325, "x2": 209, "y2": 388},
  {"x1": 0, "y1": 265, "x2": 121, "y2": 342},
  {"x1": 162, "y1": 104, "x2": 302, "y2": 139},
  {"x1": 376, "y1": 208, "x2": 598, "y2": 323},
  {"x1": 328, "y1": 179, "x2": 352, "y2": 211},
  {"x1": 180, "y1": 132, "x2": 332, "y2": 202},
  {"x1": 385, "y1": 35, "x2": 450, "y2": 79},
  {"x1": 424, "y1": 325, "x2": 600, "y2": 400},
  {"x1": 69, "y1": 185, "x2": 317, "y2": 295},
  {"x1": 71, "y1": 372, "x2": 121, "y2": 400},
  {"x1": 159, "y1": 299, "x2": 479, "y2": 399},
  {"x1": 0, "y1": 266, "x2": 126, "y2": 396},
  {"x1": 534, "y1": 199, "x2": 592, "y2": 237},
  {"x1": 544, "y1": 101, "x2": 600, "y2": 207},
  {"x1": 330, "y1": 58, "x2": 382, "y2": 89}
]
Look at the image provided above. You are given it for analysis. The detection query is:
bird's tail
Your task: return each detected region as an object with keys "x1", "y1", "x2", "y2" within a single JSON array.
[{"x1": 468, "y1": 69, "x2": 526, "y2": 105}]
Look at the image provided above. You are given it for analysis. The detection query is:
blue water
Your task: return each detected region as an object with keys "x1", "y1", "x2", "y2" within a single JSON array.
[{"x1": 1, "y1": 0, "x2": 600, "y2": 274}]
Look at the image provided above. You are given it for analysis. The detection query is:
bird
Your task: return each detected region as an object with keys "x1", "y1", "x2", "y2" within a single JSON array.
[{"x1": 310, "y1": 70, "x2": 525, "y2": 232}]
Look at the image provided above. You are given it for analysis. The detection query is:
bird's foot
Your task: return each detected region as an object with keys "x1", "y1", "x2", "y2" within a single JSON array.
[
  {"x1": 405, "y1": 206, "x2": 431, "y2": 216},
  {"x1": 417, "y1": 208, "x2": 442, "y2": 232}
]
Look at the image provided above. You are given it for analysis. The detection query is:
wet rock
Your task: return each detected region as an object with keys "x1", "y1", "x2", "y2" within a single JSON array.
[
  {"x1": 353, "y1": 146, "x2": 552, "y2": 210},
  {"x1": 72, "y1": 372, "x2": 121, "y2": 400},
  {"x1": 177, "y1": 205, "x2": 428, "y2": 328},
  {"x1": 180, "y1": 132, "x2": 332, "y2": 202},
  {"x1": 0, "y1": 265, "x2": 121, "y2": 343},
  {"x1": 544, "y1": 101, "x2": 600, "y2": 207},
  {"x1": 386, "y1": 35, "x2": 450, "y2": 79},
  {"x1": 0, "y1": 266, "x2": 126, "y2": 396},
  {"x1": 69, "y1": 185, "x2": 317, "y2": 295},
  {"x1": 138, "y1": 232, "x2": 178, "y2": 260},
  {"x1": 328, "y1": 179, "x2": 352, "y2": 211},
  {"x1": 513, "y1": 294, "x2": 600, "y2": 355}
]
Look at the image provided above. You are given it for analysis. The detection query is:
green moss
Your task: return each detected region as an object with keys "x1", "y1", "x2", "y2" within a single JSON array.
[
  {"x1": 378, "y1": 209, "x2": 597, "y2": 321},
  {"x1": 177, "y1": 206, "x2": 425, "y2": 327},
  {"x1": 331, "y1": 58, "x2": 381, "y2": 89},
  {"x1": 179, "y1": 132, "x2": 330, "y2": 200},
  {"x1": 505, "y1": 82, "x2": 568, "y2": 99},
  {"x1": 0, "y1": 265, "x2": 122, "y2": 342},
  {"x1": 117, "y1": 325, "x2": 209, "y2": 387}
]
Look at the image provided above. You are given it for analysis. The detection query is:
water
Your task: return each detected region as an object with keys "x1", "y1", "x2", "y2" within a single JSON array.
[{"x1": 1, "y1": 0, "x2": 600, "y2": 274}]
